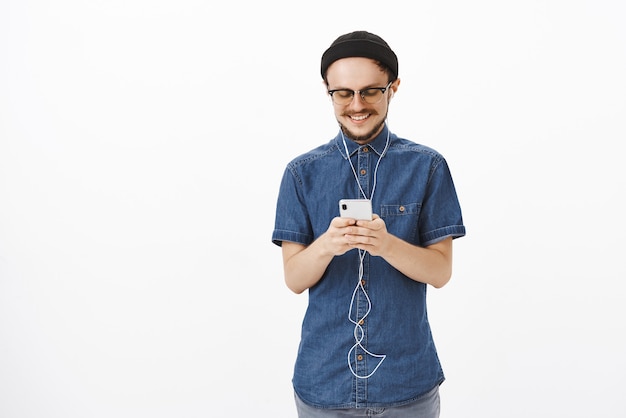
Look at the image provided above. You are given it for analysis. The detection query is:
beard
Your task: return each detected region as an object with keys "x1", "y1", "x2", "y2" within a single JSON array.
[{"x1": 338, "y1": 109, "x2": 388, "y2": 144}]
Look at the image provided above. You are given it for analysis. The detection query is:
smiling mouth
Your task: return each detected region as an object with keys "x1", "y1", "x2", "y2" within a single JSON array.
[{"x1": 349, "y1": 114, "x2": 370, "y2": 121}]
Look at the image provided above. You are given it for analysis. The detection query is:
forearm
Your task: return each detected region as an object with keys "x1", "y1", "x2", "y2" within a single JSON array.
[
  {"x1": 282, "y1": 238, "x2": 335, "y2": 294},
  {"x1": 381, "y1": 236, "x2": 453, "y2": 288}
]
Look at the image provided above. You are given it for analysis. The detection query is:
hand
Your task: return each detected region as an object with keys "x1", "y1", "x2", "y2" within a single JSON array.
[
  {"x1": 321, "y1": 217, "x2": 360, "y2": 257},
  {"x1": 343, "y1": 214, "x2": 391, "y2": 257}
]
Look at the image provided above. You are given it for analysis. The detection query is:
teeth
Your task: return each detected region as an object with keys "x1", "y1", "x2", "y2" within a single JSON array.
[{"x1": 351, "y1": 115, "x2": 368, "y2": 121}]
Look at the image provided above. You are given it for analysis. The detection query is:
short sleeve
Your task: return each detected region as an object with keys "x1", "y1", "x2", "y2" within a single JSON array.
[
  {"x1": 418, "y1": 158, "x2": 466, "y2": 246},
  {"x1": 272, "y1": 166, "x2": 314, "y2": 247}
]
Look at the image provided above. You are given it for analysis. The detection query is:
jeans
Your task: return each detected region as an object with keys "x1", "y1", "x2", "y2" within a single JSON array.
[{"x1": 294, "y1": 385, "x2": 440, "y2": 418}]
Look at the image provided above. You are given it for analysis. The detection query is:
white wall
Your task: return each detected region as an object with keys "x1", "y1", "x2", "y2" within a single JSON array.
[{"x1": 1, "y1": 1, "x2": 624, "y2": 417}]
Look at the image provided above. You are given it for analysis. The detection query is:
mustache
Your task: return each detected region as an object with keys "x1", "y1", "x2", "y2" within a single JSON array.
[{"x1": 341, "y1": 109, "x2": 379, "y2": 117}]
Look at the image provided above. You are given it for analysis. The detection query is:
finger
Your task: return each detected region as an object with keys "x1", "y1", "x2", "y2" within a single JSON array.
[
  {"x1": 357, "y1": 217, "x2": 385, "y2": 231},
  {"x1": 331, "y1": 216, "x2": 357, "y2": 227},
  {"x1": 345, "y1": 231, "x2": 374, "y2": 244},
  {"x1": 345, "y1": 225, "x2": 371, "y2": 237}
]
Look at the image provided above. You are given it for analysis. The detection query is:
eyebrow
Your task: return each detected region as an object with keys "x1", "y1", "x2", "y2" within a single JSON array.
[{"x1": 328, "y1": 83, "x2": 387, "y2": 91}]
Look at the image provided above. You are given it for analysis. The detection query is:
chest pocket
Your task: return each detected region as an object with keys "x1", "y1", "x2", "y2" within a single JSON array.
[{"x1": 379, "y1": 202, "x2": 421, "y2": 243}]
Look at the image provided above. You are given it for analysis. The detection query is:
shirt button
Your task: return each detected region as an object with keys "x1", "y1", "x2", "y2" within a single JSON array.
[
  {"x1": 361, "y1": 279, "x2": 366, "y2": 286},
  {"x1": 363, "y1": 147, "x2": 369, "y2": 152},
  {"x1": 357, "y1": 355, "x2": 363, "y2": 361},
  {"x1": 360, "y1": 169, "x2": 366, "y2": 175},
  {"x1": 358, "y1": 319, "x2": 364, "y2": 325},
  {"x1": 399, "y1": 205, "x2": 405, "y2": 212}
]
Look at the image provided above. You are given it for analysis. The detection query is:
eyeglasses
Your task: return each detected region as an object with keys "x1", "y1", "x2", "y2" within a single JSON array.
[{"x1": 327, "y1": 81, "x2": 393, "y2": 105}]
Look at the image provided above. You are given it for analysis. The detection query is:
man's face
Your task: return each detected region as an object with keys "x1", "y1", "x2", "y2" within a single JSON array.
[{"x1": 325, "y1": 57, "x2": 399, "y2": 145}]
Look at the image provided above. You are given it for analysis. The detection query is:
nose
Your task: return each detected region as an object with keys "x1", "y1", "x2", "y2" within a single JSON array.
[{"x1": 347, "y1": 92, "x2": 367, "y2": 110}]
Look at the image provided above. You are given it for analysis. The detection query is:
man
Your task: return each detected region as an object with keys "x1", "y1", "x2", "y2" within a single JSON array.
[{"x1": 272, "y1": 31, "x2": 466, "y2": 417}]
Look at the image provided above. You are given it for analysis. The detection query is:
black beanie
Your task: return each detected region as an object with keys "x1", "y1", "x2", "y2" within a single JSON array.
[{"x1": 320, "y1": 31, "x2": 398, "y2": 80}]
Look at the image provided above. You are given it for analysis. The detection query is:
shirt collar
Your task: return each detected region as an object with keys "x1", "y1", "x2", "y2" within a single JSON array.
[{"x1": 335, "y1": 124, "x2": 391, "y2": 159}]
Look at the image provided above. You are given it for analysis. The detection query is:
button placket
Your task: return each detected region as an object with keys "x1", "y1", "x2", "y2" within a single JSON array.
[{"x1": 357, "y1": 146, "x2": 370, "y2": 198}]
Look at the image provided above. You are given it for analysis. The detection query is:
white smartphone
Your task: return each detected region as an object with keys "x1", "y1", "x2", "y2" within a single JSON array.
[{"x1": 339, "y1": 199, "x2": 373, "y2": 220}]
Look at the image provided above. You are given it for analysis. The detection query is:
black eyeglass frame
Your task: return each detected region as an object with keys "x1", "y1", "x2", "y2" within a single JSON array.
[{"x1": 327, "y1": 81, "x2": 393, "y2": 105}]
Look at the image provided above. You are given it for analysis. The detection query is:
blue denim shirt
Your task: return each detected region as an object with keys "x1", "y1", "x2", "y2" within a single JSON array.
[{"x1": 272, "y1": 125, "x2": 465, "y2": 409}]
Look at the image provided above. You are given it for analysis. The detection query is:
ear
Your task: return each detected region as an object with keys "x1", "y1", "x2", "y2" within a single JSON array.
[
  {"x1": 390, "y1": 78, "x2": 401, "y2": 98},
  {"x1": 322, "y1": 80, "x2": 332, "y2": 101}
]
